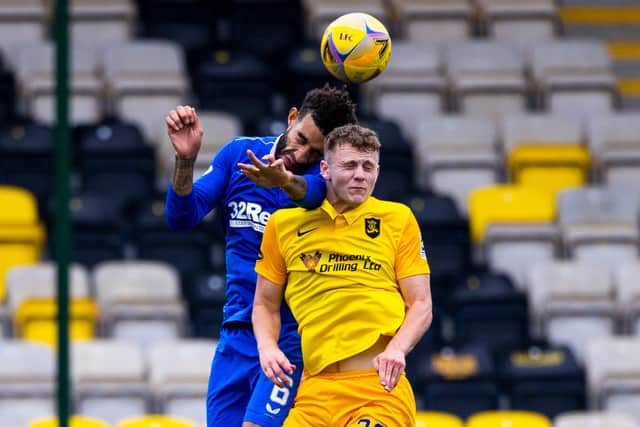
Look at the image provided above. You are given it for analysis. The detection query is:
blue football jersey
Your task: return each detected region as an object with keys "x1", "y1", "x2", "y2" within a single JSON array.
[{"x1": 165, "y1": 135, "x2": 326, "y2": 357}]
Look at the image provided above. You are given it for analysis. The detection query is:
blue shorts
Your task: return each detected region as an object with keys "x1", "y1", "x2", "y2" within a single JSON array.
[{"x1": 207, "y1": 326, "x2": 303, "y2": 427}]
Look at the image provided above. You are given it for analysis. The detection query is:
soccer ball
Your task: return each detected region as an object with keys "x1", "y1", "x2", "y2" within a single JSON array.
[{"x1": 320, "y1": 12, "x2": 392, "y2": 84}]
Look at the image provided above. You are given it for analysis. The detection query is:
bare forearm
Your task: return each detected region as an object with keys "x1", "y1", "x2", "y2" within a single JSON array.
[
  {"x1": 252, "y1": 303, "x2": 282, "y2": 352},
  {"x1": 281, "y1": 174, "x2": 308, "y2": 201},
  {"x1": 172, "y1": 156, "x2": 195, "y2": 195},
  {"x1": 387, "y1": 300, "x2": 432, "y2": 356}
]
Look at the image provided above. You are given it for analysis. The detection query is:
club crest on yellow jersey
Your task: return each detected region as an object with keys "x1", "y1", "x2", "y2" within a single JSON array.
[
  {"x1": 300, "y1": 251, "x2": 322, "y2": 271},
  {"x1": 365, "y1": 218, "x2": 380, "y2": 239}
]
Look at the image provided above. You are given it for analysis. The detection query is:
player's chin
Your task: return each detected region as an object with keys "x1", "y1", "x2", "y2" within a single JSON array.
[{"x1": 347, "y1": 192, "x2": 368, "y2": 204}]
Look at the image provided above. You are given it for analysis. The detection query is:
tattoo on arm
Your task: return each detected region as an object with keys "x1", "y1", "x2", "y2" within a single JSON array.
[
  {"x1": 281, "y1": 175, "x2": 308, "y2": 201},
  {"x1": 172, "y1": 156, "x2": 195, "y2": 195}
]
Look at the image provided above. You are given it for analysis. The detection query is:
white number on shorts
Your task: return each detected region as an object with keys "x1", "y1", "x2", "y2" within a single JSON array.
[
  {"x1": 269, "y1": 385, "x2": 290, "y2": 405},
  {"x1": 265, "y1": 385, "x2": 290, "y2": 414}
]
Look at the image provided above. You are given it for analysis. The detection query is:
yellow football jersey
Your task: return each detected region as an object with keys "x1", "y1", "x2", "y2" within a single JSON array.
[{"x1": 256, "y1": 197, "x2": 430, "y2": 376}]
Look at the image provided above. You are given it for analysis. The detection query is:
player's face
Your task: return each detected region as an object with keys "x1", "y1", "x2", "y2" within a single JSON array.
[
  {"x1": 321, "y1": 143, "x2": 379, "y2": 212},
  {"x1": 275, "y1": 113, "x2": 324, "y2": 174}
]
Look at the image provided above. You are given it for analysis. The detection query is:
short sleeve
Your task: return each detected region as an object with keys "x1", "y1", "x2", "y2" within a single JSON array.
[
  {"x1": 255, "y1": 213, "x2": 288, "y2": 285},
  {"x1": 395, "y1": 211, "x2": 430, "y2": 279}
]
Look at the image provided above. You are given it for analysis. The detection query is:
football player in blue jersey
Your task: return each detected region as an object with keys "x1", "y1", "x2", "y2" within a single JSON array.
[{"x1": 164, "y1": 85, "x2": 357, "y2": 427}]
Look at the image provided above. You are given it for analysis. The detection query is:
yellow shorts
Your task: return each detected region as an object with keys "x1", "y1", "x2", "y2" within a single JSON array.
[{"x1": 283, "y1": 369, "x2": 416, "y2": 427}]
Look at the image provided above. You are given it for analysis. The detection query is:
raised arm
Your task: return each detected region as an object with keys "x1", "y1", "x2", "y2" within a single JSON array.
[
  {"x1": 238, "y1": 150, "x2": 324, "y2": 205},
  {"x1": 374, "y1": 273, "x2": 432, "y2": 392},
  {"x1": 165, "y1": 105, "x2": 203, "y2": 195},
  {"x1": 252, "y1": 275, "x2": 296, "y2": 388},
  {"x1": 165, "y1": 106, "x2": 228, "y2": 230}
]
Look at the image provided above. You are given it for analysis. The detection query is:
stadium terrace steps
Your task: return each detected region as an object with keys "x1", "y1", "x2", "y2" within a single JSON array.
[{"x1": 560, "y1": 4, "x2": 640, "y2": 108}]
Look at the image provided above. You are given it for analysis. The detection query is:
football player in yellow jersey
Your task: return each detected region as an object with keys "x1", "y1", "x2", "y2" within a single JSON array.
[{"x1": 252, "y1": 124, "x2": 432, "y2": 427}]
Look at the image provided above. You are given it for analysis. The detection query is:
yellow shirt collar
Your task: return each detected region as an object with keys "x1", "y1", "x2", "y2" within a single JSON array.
[{"x1": 319, "y1": 197, "x2": 376, "y2": 225}]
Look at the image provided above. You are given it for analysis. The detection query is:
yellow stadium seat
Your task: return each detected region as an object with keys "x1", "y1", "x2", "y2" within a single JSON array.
[
  {"x1": 0, "y1": 186, "x2": 45, "y2": 302},
  {"x1": 15, "y1": 298, "x2": 98, "y2": 347},
  {"x1": 466, "y1": 410, "x2": 552, "y2": 427},
  {"x1": 28, "y1": 415, "x2": 109, "y2": 427},
  {"x1": 416, "y1": 411, "x2": 464, "y2": 427},
  {"x1": 468, "y1": 185, "x2": 556, "y2": 242},
  {"x1": 116, "y1": 415, "x2": 198, "y2": 427},
  {"x1": 507, "y1": 144, "x2": 591, "y2": 195}
]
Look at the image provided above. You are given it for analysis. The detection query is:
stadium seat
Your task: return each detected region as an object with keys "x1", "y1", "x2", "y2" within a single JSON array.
[
  {"x1": 389, "y1": 0, "x2": 473, "y2": 44},
  {"x1": 137, "y1": 0, "x2": 219, "y2": 76},
  {"x1": 363, "y1": 42, "x2": 446, "y2": 143},
  {"x1": 13, "y1": 42, "x2": 102, "y2": 125},
  {"x1": 557, "y1": 187, "x2": 639, "y2": 271},
  {"x1": 0, "y1": 54, "x2": 16, "y2": 123},
  {"x1": 67, "y1": 0, "x2": 136, "y2": 46},
  {"x1": 466, "y1": 410, "x2": 552, "y2": 427},
  {"x1": 284, "y1": 44, "x2": 359, "y2": 112},
  {"x1": 64, "y1": 192, "x2": 126, "y2": 267},
  {"x1": 527, "y1": 260, "x2": 617, "y2": 363},
  {"x1": 102, "y1": 40, "x2": 189, "y2": 145},
  {"x1": 0, "y1": 186, "x2": 45, "y2": 305},
  {"x1": 130, "y1": 197, "x2": 214, "y2": 291},
  {"x1": 415, "y1": 411, "x2": 463, "y2": 427},
  {"x1": 157, "y1": 110, "x2": 242, "y2": 191},
  {"x1": 189, "y1": 271, "x2": 226, "y2": 339},
  {"x1": 468, "y1": 184, "x2": 556, "y2": 243},
  {"x1": 449, "y1": 272, "x2": 529, "y2": 353},
  {"x1": 475, "y1": 0, "x2": 559, "y2": 43},
  {"x1": 528, "y1": 39, "x2": 619, "y2": 117},
  {"x1": 75, "y1": 119, "x2": 156, "y2": 207},
  {"x1": 304, "y1": 0, "x2": 388, "y2": 41},
  {"x1": 229, "y1": 0, "x2": 304, "y2": 66},
  {"x1": 93, "y1": 260, "x2": 187, "y2": 347},
  {"x1": 72, "y1": 340, "x2": 150, "y2": 426},
  {"x1": 6, "y1": 263, "x2": 97, "y2": 347},
  {"x1": 408, "y1": 305, "x2": 445, "y2": 395},
  {"x1": 444, "y1": 41, "x2": 528, "y2": 120},
  {"x1": 615, "y1": 260, "x2": 640, "y2": 334},
  {"x1": 28, "y1": 415, "x2": 109, "y2": 427},
  {"x1": 401, "y1": 191, "x2": 472, "y2": 300},
  {"x1": 0, "y1": 0, "x2": 46, "y2": 66},
  {"x1": 501, "y1": 114, "x2": 589, "y2": 196},
  {"x1": 0, "y1": 123, "x2": 54, "y2": 212},
  {"x1": 587, "y1": 113, "x2": 640, "y2": 191},
  {"x1": 483, "y1": 221, "x2": 558, "y2": 291},
  {"x1": 193, "y1": 50, "x2": 274, "y2": 133},
  {"x1": 413, "y1": 115, "x2": 499, "y2": 213},
  {"x1": 418, "y1": 344, "x2": 499, "y2": 419},
  {"x1": 555, "y1": 411, "x2": 639, "y2": 427},
  {"x1": 0, "y1": 340, "x2": 54, "y2": 427},
  {"x1": 360, "y1": 115, "x2": 416, "y2": 201},
  {"x1": 586, "y1": 336, "x2": 640, "y2": 420},
  {"x1": 497, "y1": 342, "x2": 586, "y2": 418},
  {"x1": 148, "y1": 339, "x2": 216, "y2": 423}
]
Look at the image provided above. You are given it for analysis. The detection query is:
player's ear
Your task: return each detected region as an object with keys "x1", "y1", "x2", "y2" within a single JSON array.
[
  {"x1": 320, "y1": 159, "x2": 330, "y2": 181},
  {"x1": 287, "y1": 107, "x2": 299, "y2": 127}
]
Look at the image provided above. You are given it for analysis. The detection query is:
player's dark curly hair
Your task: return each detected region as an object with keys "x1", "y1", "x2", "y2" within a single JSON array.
[{"x1": 298, "y1": 84, "x2": 358, "y2": 136}]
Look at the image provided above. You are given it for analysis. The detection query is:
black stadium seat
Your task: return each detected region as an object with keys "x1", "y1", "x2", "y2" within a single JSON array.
[
  {"x1": 75, "y1": 119, "x2": 156, "y2": 207},
  {"x1": 497, "y1": 341, "x2": 587, "y2": 418},
  {"x1": 400, "y1": 191, "x2": 473, "y2": 301},
  {"x1": 193, "y1": 50, "x2": 275, "y2": 132},
  {"x1": 449, "y1": 271, "x2": 530, "y2": 354},
  {"x1": 0, "y1": 121, "x2": 53, "y2": 218}
]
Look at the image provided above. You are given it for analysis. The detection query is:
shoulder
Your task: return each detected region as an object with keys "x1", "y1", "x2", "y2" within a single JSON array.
[
  {"x1": 270, "y1": 206, "x2": 308, "y2": 222},
  {"x1": 371, "y1": 197, "x2": 413, "y2": 217},
  {"x1": 219, "y1": 135, "x2": 276, "y2": 156}
]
